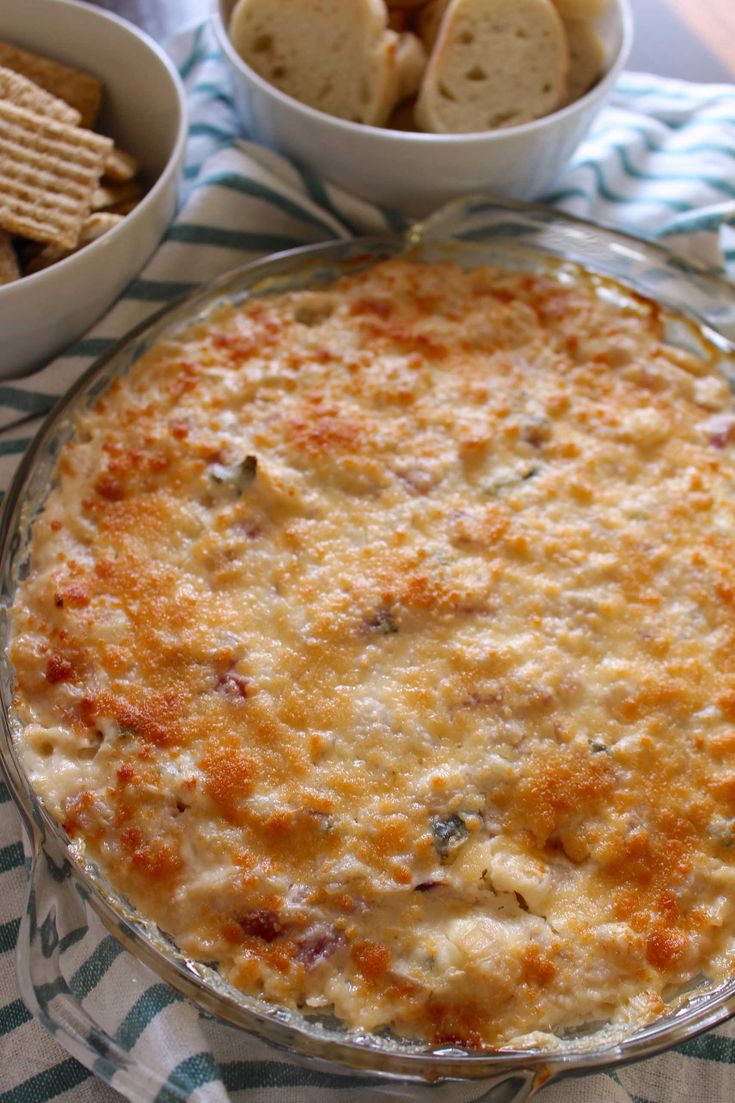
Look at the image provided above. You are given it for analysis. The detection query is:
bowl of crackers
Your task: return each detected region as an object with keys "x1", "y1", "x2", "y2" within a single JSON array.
[
  {"x1": 213, "y1": 0, "x2": 632, "y2": 218},
  {"x1": 0, "y1": 0, "x2": 187, "y2": 379}
]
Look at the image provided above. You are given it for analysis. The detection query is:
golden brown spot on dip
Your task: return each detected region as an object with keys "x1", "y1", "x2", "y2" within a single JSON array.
[{"x1": 11, "y1": 257, "x2": 735, "y2": 1047}]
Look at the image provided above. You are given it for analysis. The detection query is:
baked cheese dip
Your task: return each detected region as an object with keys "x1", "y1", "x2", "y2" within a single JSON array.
[{"x1": 10, "y1": 257, "x2": 735, "y2": 1048}]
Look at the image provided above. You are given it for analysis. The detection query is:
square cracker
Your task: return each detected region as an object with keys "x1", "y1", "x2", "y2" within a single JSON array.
[
  {"x1": 0, "y1": 39, "x2": 102, "y2": 127},
  {"x1": 0, "y1": 100, "x2": 112, "y2": 250},
  {"x1": 0, "y1": 231, "x2": 19, "y2": 285},
  {"x1": 92, "y1": 180, "x2": 143, "y2": 212},
  {"x1": 0, "y1": 66, "x2": 81, "y2": 126},
  {"x1": 24, "y1": 212, "x2": 125, "y2": 276},
  {"x1": 104, "y1": 146, "x2": 139, "y2": 184}
]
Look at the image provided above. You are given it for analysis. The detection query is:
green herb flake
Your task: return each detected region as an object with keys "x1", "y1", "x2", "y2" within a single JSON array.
[
  {"x1": 211, "y1": 454, "x2": 258, "y2": 494},
  {"x1": 432, "y1": 814, "x2": 469, "y2": 859},
  {"x1": 481, "y1": 465, "x2": 541, "y2": 496},
  {"x1": 366, "y1": 608, "x2": 399, "y2": 635}
]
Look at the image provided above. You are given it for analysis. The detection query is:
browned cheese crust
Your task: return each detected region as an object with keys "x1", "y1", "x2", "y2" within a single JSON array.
[{"x1": 11, "y1": 258, "x2": 735, "y2": 1048}]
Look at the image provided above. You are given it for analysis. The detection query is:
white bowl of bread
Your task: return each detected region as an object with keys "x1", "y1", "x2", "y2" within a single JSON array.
[
  {"x1": 213, "y1": 0, "x2": 632, "y2": 218},
  {"x1": 0, "y1": 0, "x2": 187, "y2": 379}
]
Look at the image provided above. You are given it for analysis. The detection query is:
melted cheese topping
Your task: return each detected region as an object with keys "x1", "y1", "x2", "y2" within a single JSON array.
[{"x1": 11, "y1": 258, "x2": 735, "y2": 1048}]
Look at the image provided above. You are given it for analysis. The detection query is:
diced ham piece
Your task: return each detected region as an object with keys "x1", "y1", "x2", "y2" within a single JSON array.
[{"x1": 703, "y1": 414, "x2": 735, "y2": 449}]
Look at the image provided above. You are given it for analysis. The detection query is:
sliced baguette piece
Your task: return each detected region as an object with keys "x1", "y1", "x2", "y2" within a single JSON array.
[
  {"x1": 387, "y1": 8, "x2": 411, "y2": 32},
  {"x1": 552, "y1": 0, "x2": 608, "y2": 19},
  {"x1": 562, "y1": 17, "x2": 605, "y2": 104},
  {"x1": 387, "y1": 95, "x2": 420, "y2": 131},
  {"x1": 416, "y1": 0, "x2": 569, "y2": 134},
  {"x1": 417, "y1": 0, "x2": 450, "y2": 53},
  {"x1": 0, "y1": 230, "x2": 19, "y2": 285},
  {"x1": 395, "y1": 32, "x2": 428, "y2": 101},
  {"x1": 369, "y1": 29, "x2": 406, "y2": 126},
  {"x1": 386, "y1": 0, "x2": 429, "y2": 31},
  {"x1": 229, "y1": 0, "x2": 403, "y2": 127}
]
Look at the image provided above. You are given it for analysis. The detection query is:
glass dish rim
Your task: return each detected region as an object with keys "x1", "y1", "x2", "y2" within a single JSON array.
[{"x1": 3, "y1": 196, "x2": 735, "y2": 1087}]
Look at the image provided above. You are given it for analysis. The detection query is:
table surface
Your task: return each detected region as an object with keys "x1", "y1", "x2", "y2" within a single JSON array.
[
  {"x1": 86, "y1": 0, "x2": 735, "y2": 82},
  {"x1": 662, "y1": 0, "x2": 735, "y2": 81}
]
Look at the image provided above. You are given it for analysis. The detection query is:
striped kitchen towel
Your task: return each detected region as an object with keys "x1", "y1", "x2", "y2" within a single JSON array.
[{"x1": 3, "y1": 19, "x2": 735, "y2": 1103}]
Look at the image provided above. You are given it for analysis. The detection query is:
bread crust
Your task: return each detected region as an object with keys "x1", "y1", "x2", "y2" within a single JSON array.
[
  {"x1": 561, "y1": 17, "x2": 605, "y2": 105},
  {"x1": 416, "y1": 0, "x2": 450, "y2": 53},
  {"x1": 552, "y1": 0, "x2": 608, "y2": 19},
  {"x1": 228, "y1": 0, "x2": 405, "y2": 126},
  {"x1": 416, "y1": 0, "x2": 569, "y2": 134},
  {"x1": 394, "y1": 32, "x2": 428, "y2": 100}
]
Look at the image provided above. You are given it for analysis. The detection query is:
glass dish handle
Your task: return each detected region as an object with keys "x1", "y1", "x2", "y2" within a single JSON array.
[
  {"x1": 472, "y1": 1077, "x2": 536, "y2": 1103},
  {"x1": 17, "y1": 831, "x2": 541, "y2": 1103},
  {"x1": 406, "y1": 194, "x2": 532, "y2": 249},
  {"x1": 409, "y1": 195, "x2": 735, "y2": 348},
  {"x1": 16, "y1": 829, "x2": 187, "y2": 1103},
  {"x1": 368, "y1": 1070, "x2": 537, "y2": 1101}
]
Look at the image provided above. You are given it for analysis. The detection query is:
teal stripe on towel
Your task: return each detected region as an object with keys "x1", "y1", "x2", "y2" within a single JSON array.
[
  {"x1": 0, "y1": 840, "x2": 23, "y2": 874},
  {"x1": 71, "y1": 936, "x2": 126, "y2": 1001},
  {"x1": 61, "y1": 336, "x2": 117, "y2": 360},
  {"x1": 0, "y1": 917, "x2": 20, "y2": 954},
  {"x1": 124, "y1": 280, "x2": 198, "y2": 302},
  {"x1": 177, "y1": 24, "x2": 206, "y2": 81},
  {"x1": 2, "y1": 1059, "x2": 91, "y2": 1103},
  {"x1": 116, "y1": 985, "x2": 180, "y2": 1051},
  {"x1": 0, "y1": 438, "x2": 32, "y2": 457},
  {"x1": 193, "y1": 171, "x2": 341, "y2": 235},
  {"x1": 167, "y1": 223, "x2": 304, "y2": 254},
  {"x1": 0, "y1": 388, "x2": 56, "y2": 415},
  {"x1": 0, "y1": 998, "x2": 32, "y2": 1037},
  {"x1": 677, "y1": 1032, "x2": 735, "y2": 1064},
  {"x1": 153, "y1": 1052, "x2": 220, "y2": 1103},
  {"x1": 221, "y1": 1061, "x2": 376, "y2": 1092}
]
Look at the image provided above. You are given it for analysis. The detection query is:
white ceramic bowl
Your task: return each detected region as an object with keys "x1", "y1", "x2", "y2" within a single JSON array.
[
  {"x1": 0, "y1": 0, "x2": 187, "y2": 379},
  {"x1": 213, "y1": 0, "x2": 632, "y2": 220}
]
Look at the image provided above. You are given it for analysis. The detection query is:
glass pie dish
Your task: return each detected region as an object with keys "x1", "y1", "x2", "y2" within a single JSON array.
[{"x1": 3, "y1": 197, "x2": 735, "y2": 1102}]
